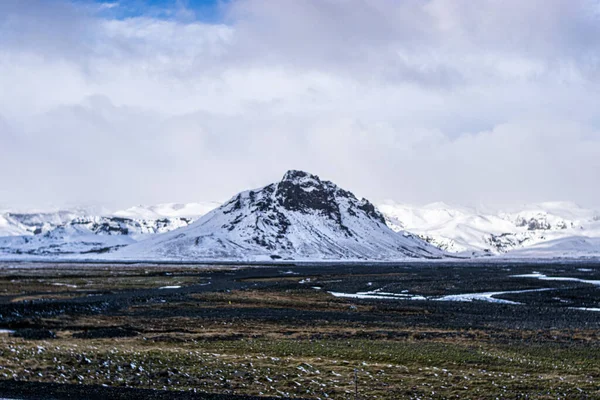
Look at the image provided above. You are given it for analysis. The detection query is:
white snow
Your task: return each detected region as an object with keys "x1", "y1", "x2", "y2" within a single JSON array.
[
  {"x1": 329, "y1": 291, "x2": 426, "y2": 301},
  {"x1": 512, "y1": 272, "x2": 600, "y2": 286},
  {"x1": 503, "y1": 236, "x2": 600, "y2": 259},
  {"x1": 113, "y1": 202, "x2": 220, "y2": 219},
  {"x1": 377, "y1": 200, "x2": 600, "y2": 257},
  {"x1": 330, "y1": 287, "x2": 552, "y2": 304},
  {"x1": 0, "y1": 203, "x2": 219, "y2": 257},
  {"x1": 0, "y1": 208, "x2": 97, "y2": 237},
  {"x1": 52, "y1": 282, "x2": 78, "y2": 288},
  {"x1": 0, "y1": 214, "x2": 30, "y2": 237},
  {"x1": 0, "y1": 223, "x2": 136, "y2": 257},
  {"x1": 433, "y1": 288, "x2": 553, "y2": 304},
  {"x1": 158, "y1": 285, "x2": 181, "y2": 289}
]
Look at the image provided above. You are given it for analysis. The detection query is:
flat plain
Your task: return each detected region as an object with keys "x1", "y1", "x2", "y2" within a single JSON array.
[{"x1": 0, "y1": 261, "x2": 599, "y2": 399}]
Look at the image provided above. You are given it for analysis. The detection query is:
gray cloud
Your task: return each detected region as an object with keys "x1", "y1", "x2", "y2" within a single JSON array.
[{"x1": 1, "y1": 0, "x2": 600, "y2": 211}]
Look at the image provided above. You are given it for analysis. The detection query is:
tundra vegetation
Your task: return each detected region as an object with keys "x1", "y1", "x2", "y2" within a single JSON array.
[{"x1": 0, "y1": 262, "x2": 599, "y2": 399}]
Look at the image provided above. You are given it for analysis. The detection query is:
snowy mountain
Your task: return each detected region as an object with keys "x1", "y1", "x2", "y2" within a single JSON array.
[
  {"x1": 0, "y1": 204, "x2": 219, "y2": 257},
  {"x1": 0, "y1": 214, "x2": 29, "y2": 237},
  {"x1": 504, "y1": 236, "x2": 600, "y2": 259},
  {"x1": 110, "y1": 171, "x2": 445, "y2": 261},
  {"x1": 0, "y1": 215, "x2": 186, "y2": 257},
  {"x1": 0, "y1": 224, "x2": 136, "y2": 256},
  {"x1": 114, "y1": 202, "x2": 220, "y2": 220},
  {"x1": 378, "y1": 201, "x2": 600, "y2": 257},
  {"x1": 0, "y1": 209, "x2": 95, "y2": 237}
]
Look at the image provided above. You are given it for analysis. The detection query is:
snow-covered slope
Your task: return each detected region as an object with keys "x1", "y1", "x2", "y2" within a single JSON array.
[
  {"x1": 378, "y1": 201, "x2": 600, "y2": 257},
  {"x1": 0, "y1": 209, "x2": 95, "y2": 236},
  {"x1": 111, "y1": 171, "x2": 445, "y2": 261},
  {"x1": 0, "y1": 206, "x2": 216, "y2": 257},
  {"x1": 504, "y1": 236, "x2": 600, "y2": 259},
  {"x1": 114, "y1": 202, "x2": 220, "y2": 220},
  {"x1": 0, "y1": 214, "x2": 29, "y2": 237},
  {"x1": 0, "y1": 224, "x2": 135, "y2": 256},
  {"x1": 0, "y1": 215, "x2": 193, "y2": 257},
  {"x1": 0, "y1": 203, "x2": 220, "y2": 240}
]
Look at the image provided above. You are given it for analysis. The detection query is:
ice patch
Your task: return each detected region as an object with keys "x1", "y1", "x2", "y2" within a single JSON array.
[
  {"x1": 330, "y1": 287, "x2": 552, "y2": 304},
  {"x1": 52, "y1": 282, "x2": 77, "y2": 288},
  {"x1": 512, "y1": 272, "x2": 600, "y2": 285},
  {"x1": 0, "y1": 329, "x2": 14, "y2": 334},
  {"x1": 433, "y1": 288, "x2": 553, "y2": 305},
  {"x1": 329, "y1": 290, "x2": 426, "y2": 301},
  {"x1": 570, "y1": 307, "x2": 600, "y2": 312},
  {"x1": 511, "y1": 271, "x2": 545, "y2": 278},
  {"x1": 158, "y1": 285, "x2": 181, "y2": 289}
]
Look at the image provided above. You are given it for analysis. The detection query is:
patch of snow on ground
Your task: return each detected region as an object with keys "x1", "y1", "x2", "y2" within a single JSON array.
[
  {"x1": 329, "y1": 287, "x2": 553, "y2": 304},
  {"x1": 433, "y1": 288, "x2": 554, "y2": 305},
  {"x1": 512, "y1": 272, "x2": 600, "y2": 286},
  {"x1": 52, "y1": 282, "x2": 77, "y2": 288},
  {"x1": 329, "y1": 290, "x2": 426, "y2": 301}
]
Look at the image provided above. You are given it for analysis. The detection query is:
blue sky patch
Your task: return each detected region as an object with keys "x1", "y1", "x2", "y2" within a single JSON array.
[{"x1": 89, "y1": 0, "x2": 228, "y2": 22}]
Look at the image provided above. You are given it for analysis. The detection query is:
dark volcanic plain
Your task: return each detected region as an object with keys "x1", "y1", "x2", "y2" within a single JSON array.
[{"x1": 1, "y1": 261, "x2": 600, "y2": 399}]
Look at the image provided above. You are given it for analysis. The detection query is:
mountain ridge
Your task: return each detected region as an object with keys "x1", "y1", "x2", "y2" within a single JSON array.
[{"x1": 1, "y1": 176, "x2": 599, "y2": 259}]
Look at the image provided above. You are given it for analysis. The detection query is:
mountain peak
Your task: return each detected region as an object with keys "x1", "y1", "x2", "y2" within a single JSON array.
[
  {"x1": 276, "y1": 171, "x2": 336, "y2": 213},
  {"x1": 274, "y1": 170, "x2": 386, "y2": 224},
  {"x1": 280, "y1": 170, "x2": 321, "y2": 185},
  {"x1": 110, "y1": 171, "x2": 444, "y2": 260}
]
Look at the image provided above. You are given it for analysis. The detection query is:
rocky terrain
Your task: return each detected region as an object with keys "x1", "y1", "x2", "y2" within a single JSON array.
[{"x1": 1, "y1": 261, "x2": 600, "y2": 399}]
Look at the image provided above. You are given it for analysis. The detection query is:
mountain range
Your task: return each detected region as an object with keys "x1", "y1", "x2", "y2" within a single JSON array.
[
  {"x1": 379, "y1": 201, "x2": 600, "y2": 258},
  {"x1": 1, "y1": 171, "x2": 599, "y2": 260}
]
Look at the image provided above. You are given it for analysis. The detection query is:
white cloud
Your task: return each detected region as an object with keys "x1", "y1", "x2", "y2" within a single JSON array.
[
  {"x1": 98, "y1": 2, "x2": 119, "y2": 10},
  {"x1": 1, "y1": 0, "x2": 600, "y2": 210}
]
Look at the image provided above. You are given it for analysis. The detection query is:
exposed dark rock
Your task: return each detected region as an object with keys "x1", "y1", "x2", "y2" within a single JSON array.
[
  {"x1": 73, "y1": 327, "x2": 139, "y2": 339},
  {"x1": 11, "y1": 328, "x2": 56, "y2": 340}
]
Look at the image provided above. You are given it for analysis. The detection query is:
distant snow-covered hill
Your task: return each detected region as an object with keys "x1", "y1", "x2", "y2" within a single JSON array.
[
  {"x1": 0, "y1": 209, "x2": 95, "y2": 237},
  {"x1": 110, "y1": 171, "x2": 444, "y2": 261},
  {"x1": 0, "y1": 203, "x2": 219, "y2": 257},
  {"x1": 0, "y1": 224, "x2": 136, "y2": 256},
  {"x1": 114, "y1": 202, "x2": 221, "y2": 220},
  {"x1": 504, "y1": 235, "x2": 600, "y2": 259},
  {"x1": 378, "y1": 201, "x2": 600, "y2": 257}
]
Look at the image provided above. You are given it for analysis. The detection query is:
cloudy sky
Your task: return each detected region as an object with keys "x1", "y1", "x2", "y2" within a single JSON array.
[{"x1": 1, "y1": 0, "x2": 600, "y2": 211}]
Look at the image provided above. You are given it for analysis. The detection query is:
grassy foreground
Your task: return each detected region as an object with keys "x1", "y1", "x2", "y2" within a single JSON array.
[{"x1": 0, "y1": 263, "x2": 599, "y2": 399}]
